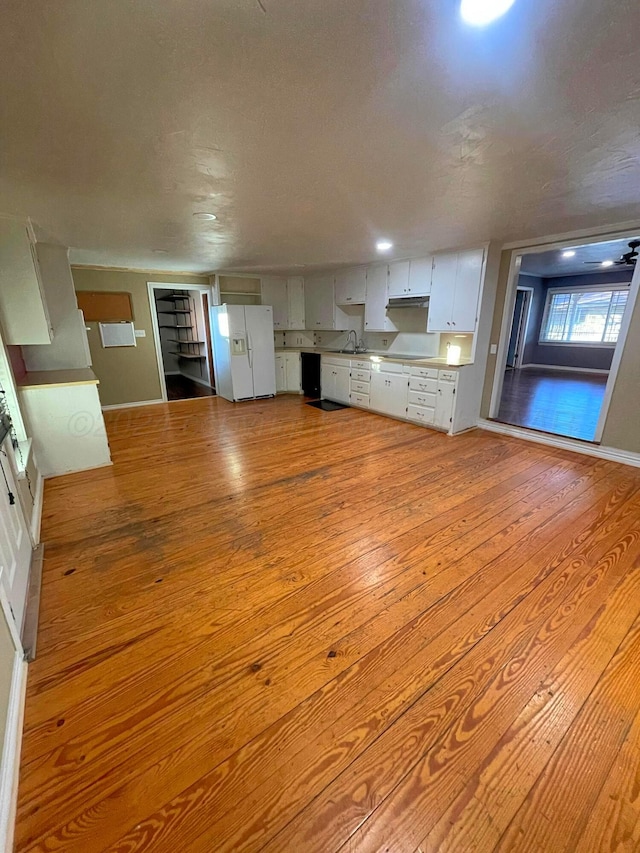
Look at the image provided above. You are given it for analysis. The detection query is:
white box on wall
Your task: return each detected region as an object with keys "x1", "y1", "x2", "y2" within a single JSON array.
[{"x1": 99, "y1": 322, "x2": 136, "y2": 348}]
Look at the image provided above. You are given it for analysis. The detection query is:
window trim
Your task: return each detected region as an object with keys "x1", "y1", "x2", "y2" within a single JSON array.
[{"x1": 538, "y1": 282, "x2": 631, "y2": 348}]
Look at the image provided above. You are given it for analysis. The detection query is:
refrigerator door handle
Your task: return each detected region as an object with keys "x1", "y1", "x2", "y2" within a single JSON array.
[{"x1": 247, "y1": 332, "x2": 253, "y2": 369}]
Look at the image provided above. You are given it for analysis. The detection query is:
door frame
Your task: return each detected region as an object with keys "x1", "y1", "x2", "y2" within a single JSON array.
[
  {"x1": 147, "y1": 282, "x2": 216, "y2": 403},
  {"x1": 488, "y1": 228, "x2": 640, "y2": 444},
  {"x1": 506, "y1": 285, "x2": 534, "y2": 370}
]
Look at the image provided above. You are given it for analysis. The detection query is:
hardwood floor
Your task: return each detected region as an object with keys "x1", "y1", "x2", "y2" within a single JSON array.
[
  {"x1": 165, "y1": 373, "x2": 215, "y2": 400},
  {"x1": 15, "y1": 396, "x2": 640, "y2": 852},
  {"x1": 497, "y1": 367, "x2": 608, "y2": 442}
]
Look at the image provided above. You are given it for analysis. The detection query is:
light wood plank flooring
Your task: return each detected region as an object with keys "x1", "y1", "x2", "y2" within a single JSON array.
[{"x1": 15, "y1": 396, "x2": 640, "y2": 852}]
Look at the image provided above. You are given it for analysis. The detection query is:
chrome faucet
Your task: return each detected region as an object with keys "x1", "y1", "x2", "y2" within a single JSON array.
[{"x1": 346, "y1": 329, "x2": 358, "y2": 352}]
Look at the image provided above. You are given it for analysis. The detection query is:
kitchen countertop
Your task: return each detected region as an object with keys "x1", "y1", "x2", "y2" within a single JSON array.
[
  {"x1": 275, "y1": 347, "x2": 473, "y2": 367},
  {"x1": 17, "y1": 368, "x2": 100, "y2": 390}
]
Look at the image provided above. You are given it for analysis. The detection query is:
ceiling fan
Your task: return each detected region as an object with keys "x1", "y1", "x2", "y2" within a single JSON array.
[{"x1": 584, "y1": 240, "x2": 640, "y2": 267}]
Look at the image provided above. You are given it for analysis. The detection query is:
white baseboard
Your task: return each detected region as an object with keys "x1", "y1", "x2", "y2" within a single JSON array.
[
  {"x1": 521, "y1": 363, "x2": 610, "y2": 375},
  {"x1": 101, "y1": 399, "x2": 165, "y2": 411},
  {"x1": 0, "y1": 654, "x2": 27, "y2": 853},
  {"x1": 478, "y1": 419, "x2": 640, "y2": 468},
  {"x1": 43, "y1": 460, "x2": 113, "y2": 480},
  {"x1": 30, "y1": 471, "x2": 44, "y2": 546}
]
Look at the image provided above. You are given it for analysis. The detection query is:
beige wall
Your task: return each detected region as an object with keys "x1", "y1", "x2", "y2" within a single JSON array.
[
  {"x1": 480, "y1": 248, "x2": 640, "y2": 454},
  {"x1": 72, "y1": 268, "x2": 208, "y2": 407}
]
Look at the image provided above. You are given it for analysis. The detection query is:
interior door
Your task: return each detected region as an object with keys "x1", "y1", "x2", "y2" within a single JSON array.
[
  {"x1": 245, "y1": 305, "x2": 276, "y2": 397},
  {"x1": 0, "y1": 444, "x2": 32, "y2": 636}
]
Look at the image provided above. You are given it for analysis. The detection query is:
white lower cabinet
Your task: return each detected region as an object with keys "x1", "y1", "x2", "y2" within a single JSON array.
[
  {"x1": 318, "y1": 355, "x2": 464, "y2": 434},
  {"x1": 435, "y1": 370, "x2": 457, "y2": 431},
  {"x1": 321, "y1": 357, "x2": 350, "y2": 404},
  {"x1": 275, "y1": 354, "x2": 286, "y2": 392},
  {"x1": 275, "y1": 352, "x2": 302, "y2": 393},
  {"x1": 370, "y1": 363, "x2": 410, "y2": 419}
]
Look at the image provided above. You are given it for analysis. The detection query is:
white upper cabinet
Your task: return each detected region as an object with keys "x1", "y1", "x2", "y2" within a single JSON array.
[
  {"x1": 0, "y1": 219, "x2": 53, "y2": 344},
  {"x1": 262, "y1": 275, "x2": 306, "y2": 330},
  {"x1": 335, "y1": 267, "x2": 366, "y2": 305},
  {"x1": 428, "y1": 248, "x2": 484, "y2": 333},
  {"x1": 451, "y1": 249, "x2": 484, "y2": 332},
  {"x1": 261, "y1": 276, "x2": 288, "y2": 329},
  {"x1": 364, "y1": 265, "x2": 397, "y2": 332},
  {"x1": 304, "y1": 274, "x2": 349, "y2": 330},
  {"x1": 407, "y1": 257, "x2": 433, "y2": 296},
  {"x1": 428, "y1": 253, "x2": 457, "y2": 331},
  {"x1": 387, "y1": 261, "x2": 411, "y2": 297},
  {"x1": 287, "y1": 276, "x2": 305, "y2": 329}
]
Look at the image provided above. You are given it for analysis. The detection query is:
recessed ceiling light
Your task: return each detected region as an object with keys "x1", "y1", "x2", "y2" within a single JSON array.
[
  {"x1": 193, "y1": 212, "x2": 217, "y2": 221},
  {"x1": 460, "y1": 0, "x2": 516, "y2": 26},
  {"x1": 562, "y1": 250, "x2": 576, "y2": 258},
  {"x1": 376, "y1": 240, "x2": 393, "y2": 253},
  {"x1": 601, "y1": 260, "x2": 614, "y2": 267},
  {"x1": 153, "y1": 249, "x2": 169, "y2": 254}
]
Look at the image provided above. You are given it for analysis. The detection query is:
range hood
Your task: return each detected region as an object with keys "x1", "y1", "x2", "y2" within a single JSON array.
[{"x1": 386, "y1": 295, "x2": 430, "y2": 309}]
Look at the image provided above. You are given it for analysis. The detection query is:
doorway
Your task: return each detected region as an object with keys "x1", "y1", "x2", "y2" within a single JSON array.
[
  {"x1": 491, "y1": 234, "x2": 640, "y2": 444},
  {"x1": 506, "y1": 286, "x2": 533, "y2": 370},
  {"x1": 148, "y1": 283, "x2": 216, "y2": 402}
]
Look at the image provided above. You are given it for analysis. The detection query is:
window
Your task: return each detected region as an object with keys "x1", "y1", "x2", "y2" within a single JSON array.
[{"x1": 540, "y1": 286, "x2": 629, "y2": 345}]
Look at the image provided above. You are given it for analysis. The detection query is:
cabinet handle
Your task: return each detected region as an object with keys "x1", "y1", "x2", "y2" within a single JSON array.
[{"x1": 347, "y1": 297, "x2": 352, "y2": 301}]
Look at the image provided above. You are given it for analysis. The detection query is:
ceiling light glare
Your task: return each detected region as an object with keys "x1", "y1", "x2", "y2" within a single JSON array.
[
  {"x1": 376, "y1": 240, "x2": 393, "y2": 252},
  {"x1": 460, "y1": 0, "x2": 516, "y2": 26},
  {"x1": 193, "y1": 212, "x2": 217, "y2": 221},
  {"x1": 562, "y1": 250, "x2": 576, "y2": 258},
  {"x1": 601, "y1": 260, "x2": 614, "y2": 267}
]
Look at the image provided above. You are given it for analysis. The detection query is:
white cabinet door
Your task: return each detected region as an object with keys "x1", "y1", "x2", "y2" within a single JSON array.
[
  {"x1": 407, "y1": 257, "x2": 433, "y2": 296},
  {"x1": 387, "y1": 261, "x2": 411, "y2": 297},
  {"x1": 370, "y1": 371, "x2": 409, "y2": 418},
  {"x1": 275, "y1": 354, "x2": 286, "y2": 392},
  {"x1": 305, "y1": 274, "x2": 336, "y2": 329},
  {"x1": 0, "y1": 439, "x2": 33, "y2": 635},
  {"x1": 335, "y1": 267, "x2": 366, "y2": 305},
  {"x1": 287, "y1": 277, "x2": 305, "y2": 329},
  {"x1": 285, "y1": 352, "x2": 301, "y2": 392},
  {"x1": 451, "y1": 248, "x2": 484, "y2": 332},
  {"x1": 364, "y1": 265, "x2": 389, "y2": 332},
  {"x1": 334, "y1": 364, "x2": 350, "y2": 404},
  {"x1": 261, "y1": 276, "x2": 288, "y2": 330},
  {"x1": 320, "y1": 362, "x2": 335, "y2": 400},
  {"x1": 0, "y1": 220, "x2": 53, "y2": 344},
  {"x1": 428, "y1": 253, "x2": 457, "y2": 332},
  {"x1": 435, "y1": 380, "x2": 456, "y2": 431}
]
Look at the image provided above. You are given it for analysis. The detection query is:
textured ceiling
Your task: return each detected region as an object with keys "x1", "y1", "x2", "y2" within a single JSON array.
[
  {"x1": 520, "y1": 237, "x2": 640, "y2": 278},
  {"x1": 1, "y1": 0, "x2": 640, "y2": 273}
]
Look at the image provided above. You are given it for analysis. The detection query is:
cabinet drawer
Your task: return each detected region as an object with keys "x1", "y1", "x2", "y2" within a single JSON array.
[
  {"x1": 322, "y1": 356, "x2": 347, "y2": 367},
  {"x1": 350, "y1": 392, "x2": 370, "y2": 409},
  {"x1": 409, "y1": 390, "x2": 437, "y2": 409},
  {"x1": 410, "y1": 366, "x2": 439, "y2": 379},
  {"x1": 351, "y1": 368, "x2": 371, "y2": 382},
  {"x1": 439, "y1": 369, "x2": 458, "y2": 383},
  {"x1": 350, "y1": 379, "x2": 370, "y2": 394},
  {"x1": 351, "y1": 359, "x2": 372, "y2": 370},
  {"x1": 407, "y1": 405, "x2": 435, "y2": 425},
  {"x1": 409, "y1": 376, "x2": 438, "y2": 394}
]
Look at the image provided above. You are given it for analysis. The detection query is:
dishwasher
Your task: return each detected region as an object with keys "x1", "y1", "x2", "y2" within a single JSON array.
[{"x1": 301, "y1": 352, "x2": 321, "y2": 398}]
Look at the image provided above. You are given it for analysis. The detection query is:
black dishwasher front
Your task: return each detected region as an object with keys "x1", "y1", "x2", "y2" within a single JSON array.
[{"x1": 301, "y1": 352, "x2": 321, "y2": 398}]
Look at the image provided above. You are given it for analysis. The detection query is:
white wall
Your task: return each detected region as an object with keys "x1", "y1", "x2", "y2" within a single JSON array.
[{"x1": 22, "y1": 244, "x2": 91, "y2": 371}]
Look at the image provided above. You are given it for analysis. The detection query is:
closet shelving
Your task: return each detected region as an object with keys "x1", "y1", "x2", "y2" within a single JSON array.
[{"x1": 157, "y1": 292, "x2": 206, "y2": 362}]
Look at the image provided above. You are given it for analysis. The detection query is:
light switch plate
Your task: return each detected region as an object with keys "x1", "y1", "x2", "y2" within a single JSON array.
[
  {"x1": 490, "y1": 343, "x2": 497, "y2": 354},
  {"x1": 134, "y1": 329, "x2": 146, "y2": 338}
]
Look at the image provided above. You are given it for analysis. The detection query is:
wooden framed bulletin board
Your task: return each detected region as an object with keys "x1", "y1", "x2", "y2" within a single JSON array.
[{"x1": 76, "y1": 291, "x2": 134, "y2": 322}]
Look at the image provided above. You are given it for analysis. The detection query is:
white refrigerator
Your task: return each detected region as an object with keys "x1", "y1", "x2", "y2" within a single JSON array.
[{"x1": 211, "y1": 304, "x2": 277, "y2": 401}]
